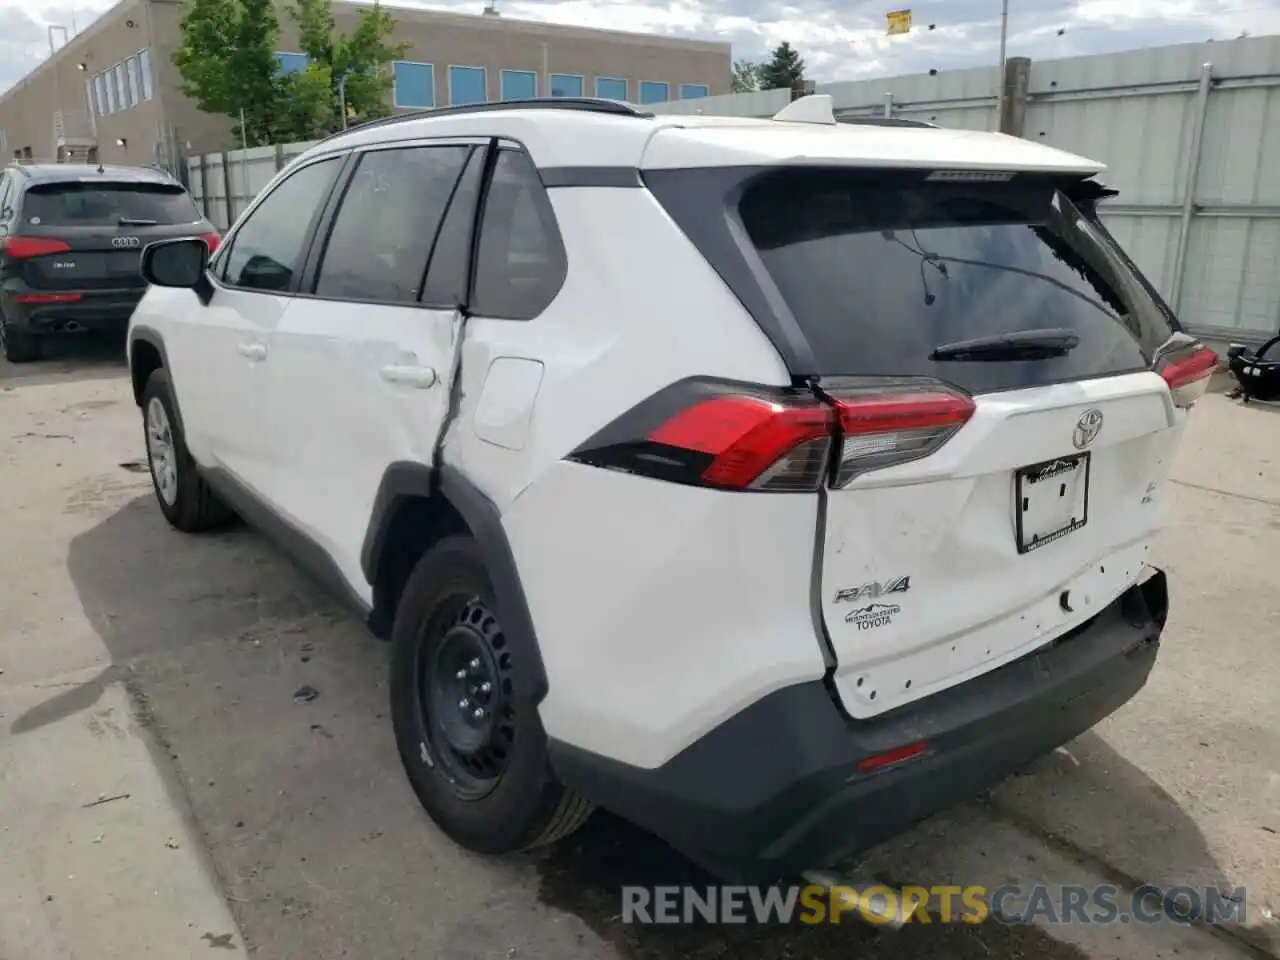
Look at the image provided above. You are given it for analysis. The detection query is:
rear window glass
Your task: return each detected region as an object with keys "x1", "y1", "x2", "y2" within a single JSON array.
[
  {"x1": 22, "y1": 182, "x2": 201, "y2": 227},
  {"x1": 738, "y1": 171, "x2": 1174, "y2": 394}
]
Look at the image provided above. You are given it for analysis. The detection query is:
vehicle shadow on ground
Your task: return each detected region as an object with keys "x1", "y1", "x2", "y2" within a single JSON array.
[
  {"x1": 0, "y1": 333, "x2": 127, "y2": 388},
  {"x1": 51, "y1": 493, "x2": 1260, "y2": 960},
  {"x1": 1225, "y1": 396, "x2": 1280, "y2": 416}
]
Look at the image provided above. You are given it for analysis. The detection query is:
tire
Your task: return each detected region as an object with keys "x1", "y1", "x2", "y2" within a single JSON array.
[
  {"x1": 141, "y1": 367, "x2": 235, "y2": 533},
  {"x1": 390, "y1": 535, "x2": 594, "y2": 854},
  {"x1": 0, "y1": 320, "x2": 40, "y2": 363}
]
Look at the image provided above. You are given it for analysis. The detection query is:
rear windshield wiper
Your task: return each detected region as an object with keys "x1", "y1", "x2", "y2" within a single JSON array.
[
  {"x1": 930, "y1": 328, "x2": 1080, "y2": 362},
  {"x1": 118, "y1": 217, "x2": 159, "y2": 226}
]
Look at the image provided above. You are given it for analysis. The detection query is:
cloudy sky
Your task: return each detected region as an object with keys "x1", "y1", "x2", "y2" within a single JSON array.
[{"x1": 4, "y1": 0, "x2": 1279, "y2": 93}]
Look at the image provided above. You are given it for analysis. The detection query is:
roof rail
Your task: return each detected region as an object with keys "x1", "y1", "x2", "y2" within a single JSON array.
[
  {"x1": 837, "y1": 116, "x2": 937, "y2": 129},
  {"x1": 319, "y1": 97, "x2": 654, "y2": 145}
]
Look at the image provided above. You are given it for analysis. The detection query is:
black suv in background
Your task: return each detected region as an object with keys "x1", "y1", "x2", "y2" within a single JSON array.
[{"x1": 0, "y1": 163, "x2": 218, "y2": 362}]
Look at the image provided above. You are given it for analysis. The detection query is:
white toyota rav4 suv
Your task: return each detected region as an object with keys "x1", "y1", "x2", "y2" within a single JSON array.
[{"x1": 127, "y1": 96, "x2": 1216, "y2": 882}]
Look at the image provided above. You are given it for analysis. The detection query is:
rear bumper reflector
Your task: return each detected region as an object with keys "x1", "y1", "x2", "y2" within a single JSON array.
[{"x1": 13, "y1": 293, "x2": 83, "y2": 304}]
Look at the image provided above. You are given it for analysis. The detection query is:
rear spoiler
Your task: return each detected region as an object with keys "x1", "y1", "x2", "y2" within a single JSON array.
[{"x1": 1063, "y1": 177, "x2": 1119, "y2": 220}]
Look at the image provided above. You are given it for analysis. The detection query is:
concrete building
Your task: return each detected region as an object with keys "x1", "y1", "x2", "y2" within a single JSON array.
[{"x1": 0, "y1": 0, "x2": 730, "y2": 169}]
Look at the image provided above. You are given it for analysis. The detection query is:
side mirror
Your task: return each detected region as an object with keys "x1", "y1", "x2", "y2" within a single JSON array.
[{"x1": 141, "y1": 237, "x2": 213, "y2": 304}]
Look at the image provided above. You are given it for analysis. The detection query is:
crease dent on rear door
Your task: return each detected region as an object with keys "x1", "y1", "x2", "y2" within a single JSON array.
[
  {"x1": 430, "y1": 142, "x2": 494, "y2": 475},
  {"x1": 724, "y1": 165, "x2": 1212, "y2": 720},
  {"x1": 434, "y1": 315, "x2": 468, "y2": 468}
]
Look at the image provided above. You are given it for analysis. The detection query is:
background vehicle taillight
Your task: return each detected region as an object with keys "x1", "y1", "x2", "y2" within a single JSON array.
[
  {"x1": 1157, "y1": 343, "x2": 1218, "y2": 409},
  {"x1": 825, "y1": 381, "x2": 976, "y2": 487},
  {"x1": 200, "y1": 231, "x2": 221, "y2": 253},
  {"x1": 1, "y1": 236, "x2": 71, "y2": 259}
]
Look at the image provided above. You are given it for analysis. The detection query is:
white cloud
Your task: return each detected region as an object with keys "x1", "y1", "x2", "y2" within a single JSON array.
[{"x1": 2, "y1": 0, "x2": 1278, "y2": 93}]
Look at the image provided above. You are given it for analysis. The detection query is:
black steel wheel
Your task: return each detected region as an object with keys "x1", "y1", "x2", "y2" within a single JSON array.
[
  {"x1": 419, "y1": 597, "x2": 517, "y2": 799},
  {"x1": 390, "y1": 534, "x2": 594, "y2": 854}
]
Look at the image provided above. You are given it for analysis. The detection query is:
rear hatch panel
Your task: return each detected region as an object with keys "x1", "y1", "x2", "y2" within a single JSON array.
[
  {"x1": 818, "y1": 372, "x2": 1179, "y2": 718},
  {"x1": 644, "y1": 154, "x2": 1206, "y2": 719}
]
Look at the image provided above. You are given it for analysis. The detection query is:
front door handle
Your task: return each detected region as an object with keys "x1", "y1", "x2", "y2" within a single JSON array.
[
  {"x1": 237, "y1": 342, "x2": 267, "y2": 361},
  {"x1": 380, "y1": 364, "x2": 438, "y2": 388}
]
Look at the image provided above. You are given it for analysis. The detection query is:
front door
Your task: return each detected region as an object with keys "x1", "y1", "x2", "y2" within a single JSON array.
[{"x1": 166, "y1": 155, "x2": 346, "y2": 487}]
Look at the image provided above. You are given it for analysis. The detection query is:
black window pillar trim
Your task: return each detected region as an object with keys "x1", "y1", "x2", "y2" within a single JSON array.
[
  {"x1": 413, "y1": 142, "x2": 488, "y2": 304},
  {"x1": 463, "y1": 140, "x2": 504, "y2": 311},
  {"x1": 296, "y1": 150, "x2": 362, "y2": 295},
  {"x1": 360, "y1": 461, "x2": 550, "y2": 705}
]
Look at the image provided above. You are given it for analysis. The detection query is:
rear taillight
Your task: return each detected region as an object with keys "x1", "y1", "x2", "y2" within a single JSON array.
[
  {"x1": 565, "y1": 378, "x2": 974, "y2": 493},
  {"x1": 648, "y1": 394, "x2": 834, "y2": 490},
  {"x1": 825, "y1": 381, "x2": 976, "y2": 487},
  {"x1": 568, "y1": 383, "x2": 835, "y2": 492},
  {"x1": 1158, "y1": 344, "x2": 1218, "y2": 409},
  {"x1": 200, "y1": 231, "x2": 221, "y2": 253},
  {"x1": 1, "y1": 236, "x2": 71, "y2": 259}
]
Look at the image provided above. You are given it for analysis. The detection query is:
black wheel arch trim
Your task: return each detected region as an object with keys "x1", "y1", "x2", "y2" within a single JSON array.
[
  {"x1": 361, "y1": 461, "x2": 550, "y2": 704},
  {"x1": 127, "y1": 325, "x2": 185, "y2": 435}
]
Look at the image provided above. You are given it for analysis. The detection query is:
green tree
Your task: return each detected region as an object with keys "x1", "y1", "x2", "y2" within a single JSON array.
[
  {"x1": 173, "y1": 0, "x2": 409, "y2": 146},
  {"x1": 172, "y1": 0, "x2": 282, "y2": 146},
  {"x1": 273, "y1": 65, "x2": 338, "y2": 141},
  {"x1": 285, "y1": 0, "x2": 407, "y2": 133},
  {"x1": 730, "y1": 59, "x2": 759, "y2": 93},
  {"x1": 756, "y1": 42, "x2": 806, "y2": 91}
]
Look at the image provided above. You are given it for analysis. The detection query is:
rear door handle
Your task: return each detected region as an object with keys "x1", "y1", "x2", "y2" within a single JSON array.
[
  {"x1": 380, "y1": 364, "x2": 438, "y2": 388},
  {"x1": 237, "y1": 342, "x2": 267, "y2": 361}
]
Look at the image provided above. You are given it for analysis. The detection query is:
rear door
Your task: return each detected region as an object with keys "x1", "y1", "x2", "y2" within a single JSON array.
[
  {"x1": 733, "y1": 168, "x2": 1210, "y2": 719},
  {"x1": 11, "y1": 177, "x2": 211, "y2": 295},
  {"x1": 260, "y1": 139, "x2": 486, "y2": 598}
]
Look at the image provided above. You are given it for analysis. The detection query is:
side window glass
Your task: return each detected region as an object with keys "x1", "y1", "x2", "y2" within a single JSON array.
[
  {"x1": 470, "y1": 149, "x2": 566, "y2": 320},
  {"x1": 222, "y1": 156, "x2": 341, "y2": 292},
  {"x1": 420, "y1": 147, "x2": 485, "y2": 307},
  {"x1": 314, "y1": 145, "x2": 471, "y2": 304}
]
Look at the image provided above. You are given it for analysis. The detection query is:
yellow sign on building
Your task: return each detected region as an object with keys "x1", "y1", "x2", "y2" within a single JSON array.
[{"x1": 887, "y1": 9, "x2": 912, "y2": 35}]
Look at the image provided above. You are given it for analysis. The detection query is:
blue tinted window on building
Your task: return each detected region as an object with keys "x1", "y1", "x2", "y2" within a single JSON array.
[
  {"x1": 394, "y1": 62, "x2": 435, "y2": 108},
  {"x1": 549, "y1": 74, "x2": 583, "y2": 98},
  {"x1": 595, "y1": 76, "x2": 627, "y2": 100},
  {"x1": 679, "y1": 83, "x2": 709, "y2": 100},
  {"x1": 449, "y1": 65, "x2": 487, "y2": 105},
  {"x1": 275, "y1": 52, "x2": 309, "y2": 76},
  {"x1": 639, "y1": 81, "x2": 670, "y2": 104},
  {"x1": 501, "y1": 70, "x2": 537, "y2": 100}
]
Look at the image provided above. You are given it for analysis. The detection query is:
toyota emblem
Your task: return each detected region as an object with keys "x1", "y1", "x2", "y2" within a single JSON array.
[
  {"x1": 112, "y1": 236, "x2": 141, "y2": 248},
  {"x1": 1072, "y1": 408, "x2": 1104, "y2": 449}
]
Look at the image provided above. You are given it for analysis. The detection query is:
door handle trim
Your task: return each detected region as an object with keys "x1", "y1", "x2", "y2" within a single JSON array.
[
  {"x1": 237, "y1": 342, "x2": 267, "y2": 360},
  {"x1": 380, "y1": 364, "x2": 438, "y2": 388}
]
